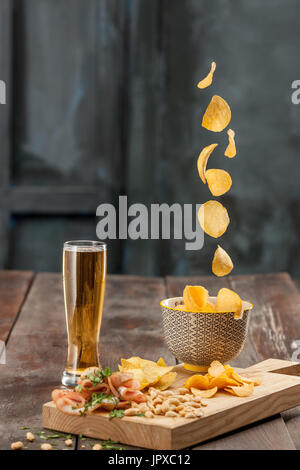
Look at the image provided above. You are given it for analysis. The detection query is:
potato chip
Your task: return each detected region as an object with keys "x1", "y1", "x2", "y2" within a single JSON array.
[
  {"x1": 157, "y1": 357, "x2": 167, "y2": 367},
  {"x1": 184, "y1": 374, "x2": 210, "y2": 390},
  {"x1": 191, "y1": 386, "x2": 218, "y2": 398},
  {"x1": 224, "y1": 364, "x2": 234, "y2": 377},
  {"x1": 153, "y1": 372, "x2": 177, "y2": 390},
  {"x1": 119, "y1": 356, "x2": 175, "y2": 390},
  {"x1": 202, "y1": 302, "x2": 215, "y2": 313},
  {"x1": 216, "y1": 288, "x2": 243, "y2": 318},
  {"x1": 209, "y1": 374, "x2": 240, "y2": 389},
  {"x1": 205, "y1": 169, "x2": 232, "y2": 197},
  {"x1": 197, "y1": 61, "x2": 216, "y2": 89},
  {"x1": 212, "y1": 245, "x2": 234, "y2": 277},
  {"x1": 198, "y1": 201, "x2": 230, "y2": 238},
  {"x1": 143, "y1": 364, "x2": 174, "y2": 386},
  {"x1": 224, "y1": 382, "x2": 255, "y2": 397},
  {"x1": 208, "y1": 360, "x2": 226, "y2": 377},
  {"x1": 202, "y1": 95, "x2": 231, "y2": 132},
  {"x1": 225, "y1": 129, "x2": 236, "y2": 158},
  {"x1": 231, "y1": 372, "x2": 261, "y2": 386},
  {"x1": 197, "y1": 143, "x2": 218, "y2": 183},
  {"x1": 183, "y1": 285, "x2": 209, "y2": 312}
]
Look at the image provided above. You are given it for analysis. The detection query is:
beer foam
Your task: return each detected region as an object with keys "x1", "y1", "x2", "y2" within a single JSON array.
[{"x1": 64, "y1": 242, "x2": 106, "y2": 252}]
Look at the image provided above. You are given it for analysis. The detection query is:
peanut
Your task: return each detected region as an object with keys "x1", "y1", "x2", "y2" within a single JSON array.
[
  {"x1": 165, "y1": 411, "x2": 178, "y2": 417},
  {"x1": 41, "y1": 443, "x2": 52, "y2": 450},
  {"x1": 26, "y1": 432, "x2": 35, "y2": 442},
  {"x1": 65, "y1": 439, "x2": 73, "y2": 447},
  {"x1": 124, "y1": 408, "x2": 138, "y2": 416},
  {"x1": 93, "y1": 444, "x2": 103, "y2": 450},
  {"x1": 11, "y1": 441, "x2": 23, "y2": 450}
]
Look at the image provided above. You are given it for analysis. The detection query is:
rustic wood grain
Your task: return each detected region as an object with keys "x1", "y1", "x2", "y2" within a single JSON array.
[
  {"x1": 2, "y1": 272, "x2": 300, "y2": 449},
  {"x1": 0, "y1": 270, "x2": 34, "y2": 343},
  {"x1": 166, "y1": 274, "x2": 296, "y2": 450},
  {"x1": 43, "y1": 360, "x2": 300, "y2": 450},
  {"x1": 0, "y1": 273, "x2": 76, "y2": 450},
  {"x1": 294, "y1": 279, "x2": 300, "y2": 292},
  {"x1": 78, "y1": 274, "x2": 171, "y2": 449},
  {"x1": 0, "y1": 272, "x2": 169, "y2": 449},
  {"x1": 224, "y1": 273, "x2": 300, "y2": 450}
]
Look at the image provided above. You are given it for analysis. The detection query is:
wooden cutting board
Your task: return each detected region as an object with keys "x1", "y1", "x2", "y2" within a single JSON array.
[{"x1": 42, "y1": 359, "x2": 300, "y2": 450}]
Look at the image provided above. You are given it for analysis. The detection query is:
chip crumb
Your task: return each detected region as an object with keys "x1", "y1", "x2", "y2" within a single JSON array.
[
  {"x1": 93, "y1": 443, "x2": 103, "y2": 450},
  {"x1": 11, "y1": 441, "x2": 23, "y2": 450},
  {"x1": 41, "y1": 443, "x2": 52, "y2": 450},
  {"x1": 26, "y1": 432, "x2": 35, "y2": 442},
  {"x1": 65, "y1": 439, "x2": 72, "y2": 447}
]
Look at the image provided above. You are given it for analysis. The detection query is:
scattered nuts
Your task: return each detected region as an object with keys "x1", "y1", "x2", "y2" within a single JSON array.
[
  {"x1": 11, "y1": 441, "x2": 23, "y2": 450},
  {"x1": 178, "y1": 388, "x2": 189, "y2": 395},
  {"x1": 185, "y1": 412, "x2": 197, "y2": 419},
  {"x1": 165, "y1": 411, "x2": 178, "y2": 417},
  {"x1": 124, "y1": 408, "x2": 138, "y2": 416},
  {"x1": 41, "y1": 443, "x2": 52, "y2": 450},
  {"x1": 26, "y1": 432, "x2": 35, "y2": 442},
  {"x1": 93, "y1": 444, "x2": 102, "y2": 450},
  {"x1": 65, "y1": 439, "x2": 72, "y2": 447}
]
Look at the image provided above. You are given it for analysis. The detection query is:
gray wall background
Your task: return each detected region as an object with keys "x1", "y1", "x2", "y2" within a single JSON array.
[{"x1": 0, "y1": 0, "x2": 300, "y2": 277}]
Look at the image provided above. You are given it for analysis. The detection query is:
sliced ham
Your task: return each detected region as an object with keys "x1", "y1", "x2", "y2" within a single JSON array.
[
  {"x1": 109, "y1": 372, "x2": 147, "y2": 403},
  {"x1": 51, "y1": 389, "x2": 72, "y2": 402},
  {"x1": 118, "y1": 386, "x2": 147, "y2": 403},
  {"x1": 55, "y1": 391, "x2": 86, "y2": 416}
]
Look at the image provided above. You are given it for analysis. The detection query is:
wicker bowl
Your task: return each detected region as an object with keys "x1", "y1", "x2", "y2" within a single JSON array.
[{"x1": 160, "y1": 296, "x2": 253, "y2": 370}]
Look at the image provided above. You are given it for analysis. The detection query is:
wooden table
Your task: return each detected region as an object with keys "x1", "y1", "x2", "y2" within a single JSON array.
[{"x1": 1, "y1": 271, "x2": 300, "y2": 450}]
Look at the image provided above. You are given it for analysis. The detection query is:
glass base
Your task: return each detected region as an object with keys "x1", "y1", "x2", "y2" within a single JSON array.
[{"x1": 62, "y1": 370, "x2": 81, "y2": 387}]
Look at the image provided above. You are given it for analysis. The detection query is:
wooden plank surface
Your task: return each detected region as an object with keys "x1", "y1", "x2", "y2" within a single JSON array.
[
  {"x1": 294, "y1": 279, "x2": 300, "y2": 292},
  {"x1": 43, "y1": 360, "x2": 300, "y2": 450},
  {"x1": 0, "y1": 273, "x2": 77, "y2": 450},
  {"x1": 0, "y1": 272, "x2": 169, "y2": 450},
  {"x1": 166, "y1": 273, "x2": 297, "y2": 450},
  {"x1": 1, "y1": 272, "x2": 300, "y2": 449},
  {"x1": 78, "y1": 274, "x2": 171, "y2": 450},
  {"x1": 0, "y1": 270, "x2": 34, "y2": 343}
]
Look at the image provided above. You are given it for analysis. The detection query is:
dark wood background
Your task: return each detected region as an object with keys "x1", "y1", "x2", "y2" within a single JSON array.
[{"x1": 1, "y1": 0, "x2": 300, "y2": 277}]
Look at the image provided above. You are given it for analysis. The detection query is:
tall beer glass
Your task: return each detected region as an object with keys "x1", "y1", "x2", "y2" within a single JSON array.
[{"x1": 62, "y1": 240, "x2": 107, "y2": 386}]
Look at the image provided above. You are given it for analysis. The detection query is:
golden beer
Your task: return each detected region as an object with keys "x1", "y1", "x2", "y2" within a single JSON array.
[{"x1": 62, "y1": 241, "x2": 107, "y2": 386}]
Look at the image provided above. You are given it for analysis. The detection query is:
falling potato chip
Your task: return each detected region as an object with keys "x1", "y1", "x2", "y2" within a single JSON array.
[
  {"x1": 184, "y1": 374, "x2": 211, "y2": 390},
  {"x1": 183, "y1": 285, "x2": 209, "y2": 312},
  {"x1": 224, "y1": 382, "x2": 255, "y2": 397},
  {"x1": 202, "y1": 95, "x2": 231, "y2": 132},
  {"x1": 208, "y1": 360, "x2": 226, "y2": 377},
  {"x1": 225, "y1": 129, "x2": 236, "y2": 158},
  {"x1": 153, "y1": 372, "x2": 177, "y2": 390},
  {"x1": 197, "y1": 143, "x2": 218, "y2": 183},
  {"x1": 198, "y1": 201, "x2": 230, "y2": 238},
  {"x1": 216, "y1": 288, "x2": 243, "y2": 318},
  {"x1": 191, "y1": 386, "x2": 218, "y2": 398},
  {"x1": 205, "y1": 169, "x2": 232, "y2": 196},
  {"x1": 212, "y1": 245, "x2": 234, "y2": 277},
  {"x1": 197, "y1": 61, "x2": 216, "y2": 89}
]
